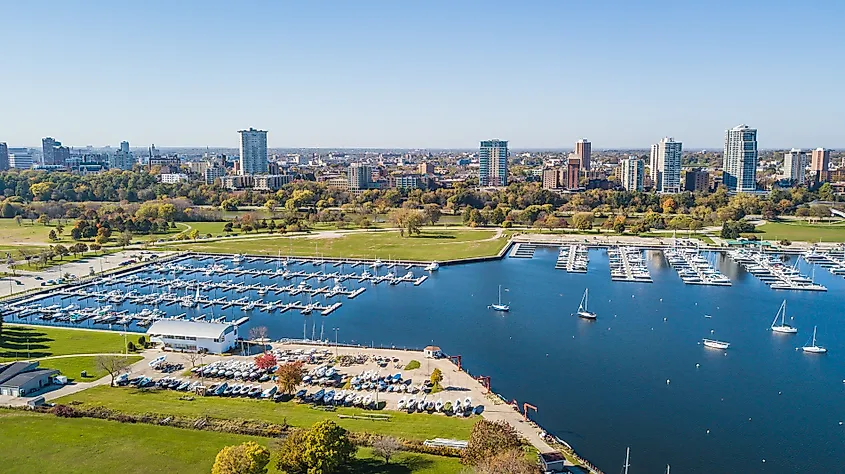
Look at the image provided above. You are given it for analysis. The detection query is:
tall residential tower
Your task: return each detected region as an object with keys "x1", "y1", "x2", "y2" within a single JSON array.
[
  {"x1": 722, "y1": 125, "x2": 758, "y2": 193},
  {"x1": 650, "y1": 137, "x2": 683, "y2": 193},
  {"x1": 574, "y1": 138, "x2": 591, "y2": 170},
  {"x1": 620, "y1": 156, "x2": 644, "y2": 191},
  {"x1": 810, "y1": 148, "x2": 830, "y2": 182},
  {"x1": 238, "y1": 128, "x2": 268, "y2": 175},
  {"x1": 783, "y1": 149, "x2": 806, "y2": 184},
  {"x1": 479, "y1": 139, "x2": 508, "y2": 187}
]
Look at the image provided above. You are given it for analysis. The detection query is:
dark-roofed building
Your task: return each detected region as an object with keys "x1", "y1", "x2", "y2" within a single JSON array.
[
  {"x1": 0, "y1": 361, "x2": 59, "y2": 397},
  {"x1": 539, "y1": 452, "x2": 570, "y2": 473}
]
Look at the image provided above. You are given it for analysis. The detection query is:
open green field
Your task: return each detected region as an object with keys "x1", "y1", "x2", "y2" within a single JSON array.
[
  {"x1": 169, "y1": 229, "x2": 509, "y2": 261},
  {"x1": 752, "y1": 220, "x2": 845, "y2": 242},
  {"x1": 38, "y1": 355, "x2": 143, "y2": 381},
  {"x1": 0, "y1": 410, "x2": 460, "y2": 474},
  {"x1": 56, "y1": 385, "x2": 476, "y2": 441},
  {"x1": 0, "y1": 325, "x2": 129, "y2": 361}
]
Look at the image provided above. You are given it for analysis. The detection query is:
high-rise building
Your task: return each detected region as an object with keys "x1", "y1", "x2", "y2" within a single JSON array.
[
  {"x1": 204, "y1": 165, "x2": 226, "y2": 185},
  {"x1": 418, "y1": 162, "x2": 435, "y2": 175},
  {"x1": 566, "y1": 156, "x2": 581, "y2": 190},
  {"x1": 41, "y1": 137, "x2": 69, "y2": 166},
  {"x1": 238, "y1": 128, "x2": 268, "y2": 175},
  {"x1": 348, "y1": 163, "x2": 373, "y2": 192},
  {"x1": 684, "y1": 169, "x2": 710, "y2": 192},
  {"x1": 8, "y1": 148, "x2": 33, "y2": 169},
  {"x1": 0, "y1": 143, "x2": 8, "y2": 171},
  {"x1": 783, "y1": 149, "x2": 806, "y2": 184},
  {"x1": 619, "y1": 156, "x2": 644, "y2": 191},
  {"x1": 574, "y1": 138, "x2": 591, "y2": 170},
  {"x1": 722, "y1": 124, "x2": 758, "y2": 192},
  {"x1": 541, "y1": 168, "x2": 562, "y2": 190},
  {"x1": 120, "y1": 141, "x2": 129, "y2": 154},
  {"x1": 650, "y1": 137, "x2": 683, "y2": 193},
  {"x1": 479, "y1": 139, "x2": 508, "y2": 187},
  {"x1": 810, "y1": 148, "x2": 830, "y2": 182}
]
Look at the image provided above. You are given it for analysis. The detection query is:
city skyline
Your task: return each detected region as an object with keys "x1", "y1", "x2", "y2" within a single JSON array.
[{"x1": 1, "y1": 2, "x2": 843, "y2": 149}]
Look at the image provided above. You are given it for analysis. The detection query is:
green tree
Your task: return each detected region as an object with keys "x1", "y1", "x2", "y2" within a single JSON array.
[
  {"x1": 819, "y1": 182, "x2": 833, "y2": 202},
  {"x1": 38, "y1": 214, "x2": 51, "y2": 226},
  {"x1": 388, "y1": 208, "x2": 424, "y2": 237},
  {"x1": 276, "y1": 420, "x2": 354, "y2": 474},
  {"x1": 213, "y1": 441, "x2": 271, "y2": 474},
  {"x1": 421, "y1": 204, "x2": 441, "y2": 225},
  {"x1": 48, "y1": 229, "x2": 58, "y2": 241},
  {"x1": 118, "y1": 232, "x2": 133, "y2": 248},
  {"x1": 570, "y1": 212, "x2": 594, "y2": 230},
  {"x1": 430, "y1": 367, "x2": 443, "y2": 387},
  {"x1": 53, "y1": 244, "x2": 69, "y2": 260},
  {"x1": 265, "y1": 199, "x2": 279, "y2": 215}
]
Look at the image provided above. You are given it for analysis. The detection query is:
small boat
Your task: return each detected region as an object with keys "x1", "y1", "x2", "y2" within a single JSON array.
[
  {"x1": 702, "y1": 339, "x2": 730, "y2": 350},
  {"x1": 435, "y1": 399, "x2": 443, "y2": 411},
  {"x1": 771, "y1": 300, "x2": 797, "y2": 334},
  {"x1": 424, "y1": 261, "x2": 440, "y2": 272},
  {"x1": 802, "y1": 326, "x2": 827, "y2": 354},
  {"x1": 464, "y1": 397, "x2": 472, "y2": 410},
  {"x1": 576, "y1": 288, "x2": 597, "y2": 320},
  {"x1": 397, "y1": 397, "x2": 407, "y2": 409},
  {"x1": 407, "y1": 397, "x2": 417, "y2": 411},
  {"x1": 488, "y1": 285, "x2": 510, "y2": 312}
]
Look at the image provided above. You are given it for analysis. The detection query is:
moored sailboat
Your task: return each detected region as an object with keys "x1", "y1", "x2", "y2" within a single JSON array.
[
  {"x1": 488, "y1": 285, "x2": 509, "y2": 312},
  {"x1": 576, "y1": 288, "x2": 596, "y2": 320},
  {"x1": 801, "y1": 326, "x2": 827, "y2": 354},
  {"x1": 770, "y1": 300, "x2": 797, "y2": 334}
]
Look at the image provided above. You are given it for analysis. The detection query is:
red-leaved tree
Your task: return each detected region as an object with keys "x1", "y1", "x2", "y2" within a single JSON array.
[{"x1": 254, "y1": 353, "x2": 277, "y2": 370}]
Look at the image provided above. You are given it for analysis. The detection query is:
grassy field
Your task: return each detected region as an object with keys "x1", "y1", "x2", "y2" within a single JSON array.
[
  {"x1": 169, "y1": 229, "x2": 509, "y2": 261},
  {"x1": 56, "y1": 385, "x2": 476, "y2": 441},
  {"x1": 752, "y1": 220, "x2": 845, "y2": 242},
  {"x1": 0, "y1": 325, "x2": 129, "y2": 362},
  {"x1": 0, "y1": 410, "x2": 461, "y2": 474},
  {"x1": 37, "y1": 355, "x2": 143, "y2": 381}
]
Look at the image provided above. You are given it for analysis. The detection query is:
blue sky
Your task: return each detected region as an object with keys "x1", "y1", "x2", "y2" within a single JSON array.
[{"x1": 2, "y1": 1, "x2": 842, "y2": 149}]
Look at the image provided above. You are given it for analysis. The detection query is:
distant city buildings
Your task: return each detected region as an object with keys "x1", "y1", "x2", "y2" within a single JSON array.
[
  {"x1": 41, "y1": 137, "x2": 69, "y2": 166},
  {"x1": 566, "y1": 156, "x2": 581, "y2": 189},
  {"x1": 810, "y1": 147, "x2": 830, "y2": 182},
  {"x1": 542, "y1": 168, "x2": 562, "y2": 190},
  {"x1": 0, "y1": 143, "x2": 8, "y2": 171},
  {"x1": 783, "y1": 149, "x2": 807, "y2": 184},
  {"x1": 574, "y1": 138, "x2": 591, "y2": 170},
  {"x1": 348, "y1": 163, "x2": 373, "y2": 192},
  {"x1": 238, "y1": 128, "x2": 268, "y2": 175},
  {"x1": 8, "y1": 147, "x2": 33, "y2": 169},
  {"x1": 649, "y1": 137, "x2": 682, "y2": 193},
  {"x1": 684, "y1": 169, "x2": 710, "y2": 192},
  {"x1": 109, "y1": 140, "x2": 134, "y2": 170},
  {"x1": 722, "y1": 124, "x2": 758, "y2": 192},
  {"x1": 418, "y1": 162, "x2": 435, "y2": 175},
  {"x1": 388, "y1": 174, "x2": 423, "y2": 190},
  {"x1": 159, "y1": 173, "x2": 189, "y2": 184},
  {"x1": 478, "y1": 139, "x2": 508, "y2": 187},
  {"x1": 204, "y1": 165, "x2": 226, "y2": 184},
  {"x1": 619, "y1": 156, "x2": 644, "y2": 191}
]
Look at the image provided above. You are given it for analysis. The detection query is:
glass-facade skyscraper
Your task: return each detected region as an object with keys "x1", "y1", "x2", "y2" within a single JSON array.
[
  {"x1": 722, "y1": 125, "x2": 758, "y2": 192},
  {"x1": 479, "y1": 139, "x2": 508, "y2": 187}
]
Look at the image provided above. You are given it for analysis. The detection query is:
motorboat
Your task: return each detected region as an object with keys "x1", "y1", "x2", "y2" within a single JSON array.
[
  {"x1": 576, "y1": 288, "x2": 597, "y2": 320},
  {"x1": 702, "y1": 339, "x2": 730, "y2": 350},
  {"x1": 770, "y1": 300, "x2": 797, "y2": 334},
  {"x1": 424, "y1": 261, "x2": 440, "y2": 272},
  {"x1": 488, "y1": 284, "x2": 510, "y2": 312}
]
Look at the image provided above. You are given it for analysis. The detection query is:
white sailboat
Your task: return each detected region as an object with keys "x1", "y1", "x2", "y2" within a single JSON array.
[
  {"x1": 802, "y1": 326, "x2": 827, "y2": 354},
  {"x1": 488, "y1": 285, "x2": 509, "y2": 312},
  {"x1": 770, "y1": 300, "x2": 797, "y2": 334},
  {"x1": 702, "y1": 338, "x2": 730, "y2": 350},
  {"x1": 576, "y1": 288, "x2": 596, "y2": 320}
]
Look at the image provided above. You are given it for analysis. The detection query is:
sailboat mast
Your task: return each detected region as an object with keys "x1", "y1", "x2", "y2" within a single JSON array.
[{"x1": 624, "y1": 447, "x2": 630, "y2": 474}]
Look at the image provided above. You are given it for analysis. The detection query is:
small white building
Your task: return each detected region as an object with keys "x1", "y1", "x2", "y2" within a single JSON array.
[
  {"x1": 147, "y1": 320, "x2": 238, "y2": 354},
  {"x1": 159, "y1": 173, "x2": 189, "y2": 184},
  {"x1": 423, "y1": 345, "x2": 442, "y2": 359}
]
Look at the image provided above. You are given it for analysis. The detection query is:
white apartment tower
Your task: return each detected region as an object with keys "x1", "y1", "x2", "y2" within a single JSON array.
[
  {"x1": 238, "y1": 128, "x2": 268, "y2": 175},
  {"x1": 723, "y1": 125, "x2": 758, "y2": 192},
  {"x1": 620, "y1": 156, "x2": 644, "y2": 192},
  {"x1": 650, "y1": 137, "x2": 682, "y2": 193},
  {"x1": 783, "y1": 149, "x2": 806, "y2": 184}
]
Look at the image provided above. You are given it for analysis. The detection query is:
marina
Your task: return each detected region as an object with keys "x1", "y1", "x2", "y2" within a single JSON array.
[
  {"x1": 608, "y1": 246, "x2": 652, "y2": 282},
  {"x1": 803, "y1": 247, "x2": 845, "y2": 276},
  {"x1": 728, "y1": 248, "x2": 827, "y2": 291},
  {"x1": 555, "y1": 244, "x2": 589, "y2": 272},
  {"x1": 663, "y1": 247, "x2": 731, "y2": 286}
]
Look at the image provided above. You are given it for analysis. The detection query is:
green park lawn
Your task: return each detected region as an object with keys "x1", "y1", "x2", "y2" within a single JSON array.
[
  {"x1": 170, "y1": 229, "x2": 509, "y2": 261},
  {"x1": 38, "y1": 355, "x2": 143, "y2": 381},
  {"x1": 0, "y1": 324, "x2": 129, "y2": 361},
  {"x1": 56, "y1": 385, "x2": 476, "y2": 441},
  {"x1": 0, "y1": 410, "x2": 461, "y2": 474},
  {"x1": 752, "y1": 220, "x2": 845, "y2": 243}
]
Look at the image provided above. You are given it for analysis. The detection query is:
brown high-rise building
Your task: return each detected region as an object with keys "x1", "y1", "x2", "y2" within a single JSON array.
[
  {"x1": 684, "y1": 169, "x2": 710, "y2": 192},
  {"x1": 418, "y1": 162, "x2": 435, "y2": 175},
  {"x1": 566, "y1": 156, "x2": 581, "y2": 190},
  {"x1": 810, "y1": 148, "x2": 830, "y2": 182},
  {"x1": 574, "y1": 138, "x2": 591, "y2": 170},
  {"x1": 542, "y1": 168, "x2": 563, "y2": 189}
]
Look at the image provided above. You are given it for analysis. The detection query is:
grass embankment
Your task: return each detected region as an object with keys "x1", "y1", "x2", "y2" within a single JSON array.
[
  {"x1": 0, "y1": 410, "x2": 460, "y2": 474},
  {"x1": 752, "y1": 220, "x2": 845, "y2": 243},
  {"x1": 169, "y1": 229, "x2": 509, "y2": 261},
  {"x1": 1, "y1": 325, "x2": 138, "y2": 380},
  {"x1": 56, "y1": 385, "x2": 475, "y2": 441}
]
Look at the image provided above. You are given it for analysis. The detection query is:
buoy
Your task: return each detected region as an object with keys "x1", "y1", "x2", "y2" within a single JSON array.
[
  {"x1": 706, "y1": 429, "x2": 710, "y2": 434},
  {"x1": 660, "y1": 298, "x2": 663, "y2": 302},
  {"x1": 663, "y1": 317, "x2": 667, "y2": 321},
  {"x1": 839, "y1": 421, "x2": 843, "y2": 426},
  {"x1": 632, "y1": 295, "x2": 635, "y2": 298},
  {"x1": 546, "y1": 354, "x2": 549, "y2": 357},
  {"x1": 696, "y1": 363, "x2": 700, "y2": 368},
  {"x1": 778, "y1": 391, "x2": 781, "y2": 395},
  {"x1": 762, "y1": 459, "x2": 766, "y2": 463},
  {"x1": 711, "y1": 329, "x2": 715, "y2": 334},
  {"x1": 748, "y1": 417, "x2": 752, "y2": 421},
  {"x1": 666, "y1": 379, "x2": 670, "y2": 385},
  {"x1": 695, "y1": 302, "x2": 698, "y2": 305}
]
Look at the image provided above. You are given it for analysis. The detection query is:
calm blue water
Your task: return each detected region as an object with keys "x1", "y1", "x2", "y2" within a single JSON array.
[{"x1": 12, "y1": 250, "x2": 845, "y2": 473}]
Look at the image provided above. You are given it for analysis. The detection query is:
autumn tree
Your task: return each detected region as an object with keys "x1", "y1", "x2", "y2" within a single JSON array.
[
  {"x1": 96, "y1": 355, "x2": 131, "y2": 386},
  {"x1": 462, "y1": 419, "x2": 522, "y2": 465},
  {"x1": 255, "y1": 353, "x2": 277, "y2": 370},
  {"x1": 570, "y1": 212, "x2": 594, "y2": 230},
  {"x1": 372, "y1": 436, "x2": 401, "y2": 464},
  {"x1": 471, "y1": 448, "x2": 538, "y2": 474},
  {"x1": 275, "y1": 361, "x2": 304, "y2": 395},
  {"x1": 275, "y1": 420, "x2": 354, "y2": 474},
  {"x1": 212, "y1": 441, "x2": 271, "y2": 474},
  {"x1": 388, "y1": 208, "x2": 425, "y2": 237},
  {"x1": 430, "y1": 367, "x2": 443, "y2": 388}
]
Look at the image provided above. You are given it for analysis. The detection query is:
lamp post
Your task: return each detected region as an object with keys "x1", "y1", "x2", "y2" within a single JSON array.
[{"x1": 332, "y1": 327, "x2": 339, "y2": 357}]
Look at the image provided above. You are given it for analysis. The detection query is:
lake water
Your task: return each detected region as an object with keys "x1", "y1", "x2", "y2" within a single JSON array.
[{"x1": 12, "y1": 249, "x2": 845, "y2": 473}]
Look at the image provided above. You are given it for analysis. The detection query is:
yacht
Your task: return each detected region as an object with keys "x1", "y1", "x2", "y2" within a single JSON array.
[
  {"x1": 488, "y1": 285, "x2": 509, "y2": 312},
  {"x1": 770, "y1": 300, "x2": 797, "y2": 334},
  {"x1": 576, "y1": 288, "x2": 596, "y2": 320},
  {"x1": 423, "y1": 261, "x2": 440, "y2": 272},
  {"x1": 802, "y1": 326, "x2": 827, "y2": 354},
  {"x1": 702, "y1": 339, "x2": 730, "y2": 350}
]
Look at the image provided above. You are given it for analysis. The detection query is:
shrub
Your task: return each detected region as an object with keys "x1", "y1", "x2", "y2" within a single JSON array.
[
  {"x1": 127, "y1": 341, "x2": 136, "y2": 352},
  {"x1": 403, "y1": 360, "x2": 420, "y2": 370},
  {"x1": 53, "y1": 405, "x2": 79, "y2": 418}
]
